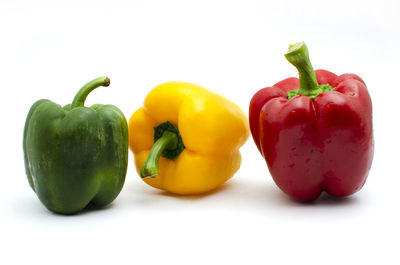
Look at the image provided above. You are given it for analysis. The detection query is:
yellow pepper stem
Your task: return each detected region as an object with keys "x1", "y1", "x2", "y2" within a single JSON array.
[{"x1": 140, "y1": 131, "x2": 178, "y2": 178}]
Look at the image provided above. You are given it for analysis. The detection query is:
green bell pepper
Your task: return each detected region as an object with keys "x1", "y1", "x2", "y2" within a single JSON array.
[{"x1": 23, "y1": 77, "x2": 128, "y2": 214}]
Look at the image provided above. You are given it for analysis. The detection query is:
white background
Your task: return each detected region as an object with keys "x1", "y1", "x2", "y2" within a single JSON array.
[{"x1": 1, "y1": 0, "x2": 399, "y2": 264}]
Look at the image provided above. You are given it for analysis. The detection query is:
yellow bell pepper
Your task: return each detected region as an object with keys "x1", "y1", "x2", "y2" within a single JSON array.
[{"x1": 129, "y1": 82, "x2": 249, "y2": 195}]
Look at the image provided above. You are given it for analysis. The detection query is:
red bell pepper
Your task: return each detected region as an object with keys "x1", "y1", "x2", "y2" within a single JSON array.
[{"x1": 249, "y1": 42, "x2": 374, "y2": 201}]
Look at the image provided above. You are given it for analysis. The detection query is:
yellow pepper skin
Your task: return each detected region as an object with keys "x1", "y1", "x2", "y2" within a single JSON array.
[{"x1": 129, "y1": 82, "x2": 249, "y2": 195}]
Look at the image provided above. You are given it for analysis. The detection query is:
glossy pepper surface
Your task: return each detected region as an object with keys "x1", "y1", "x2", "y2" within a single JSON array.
[
  {"x1": 129, "y1": 82, "x2": 249, "y2": 195},
  {"x1": 23, "y1": 77, "x2": 128, "y2": 214},
  {"x1": 249, "y1": 42, "x2": 373, "y2": 201}
]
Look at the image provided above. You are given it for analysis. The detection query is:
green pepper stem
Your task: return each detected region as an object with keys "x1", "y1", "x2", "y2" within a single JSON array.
[
  {"x1": 71, "y1": 77, "x2": 110, "y2": 109},
  {"x1": 140, "y1": 131, "x2": 179, "y2": 178},
  {"x1": 284, "y1": 42, "x2": 319, "y2": 96}
]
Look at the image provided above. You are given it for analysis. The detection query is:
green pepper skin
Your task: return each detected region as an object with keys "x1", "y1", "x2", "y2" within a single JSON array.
[{"x1": 23, "y1": 77, "x2": 128, "y2": 214}]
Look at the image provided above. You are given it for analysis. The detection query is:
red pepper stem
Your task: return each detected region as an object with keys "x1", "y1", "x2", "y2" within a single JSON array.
[
  {"x1": 285, "y1": 42, "x2": 319, "y2": 95},
  {"x1": 71, "y1": 77, "x2": 110, "y2": 109}
]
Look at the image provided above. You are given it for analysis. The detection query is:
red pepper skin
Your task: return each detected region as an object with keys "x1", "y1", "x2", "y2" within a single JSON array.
[{"x1": 249, "y1": 70, "x2": 373, "y2": 201}]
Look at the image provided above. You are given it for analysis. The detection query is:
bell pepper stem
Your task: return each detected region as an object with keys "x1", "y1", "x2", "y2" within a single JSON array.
[
  {"x1": 140, "y1": 130, "x2": 179, "y2": 178},
  {"x1": 71, "y1": 77, "x2": 110, "y2": 108},
  {"x1": 285, "y1": 42, "x2": 320, "y2": 95}
]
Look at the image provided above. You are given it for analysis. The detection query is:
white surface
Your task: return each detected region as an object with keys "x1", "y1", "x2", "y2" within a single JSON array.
[{"x1": 1, "y1": 0, "x2": 399, "y2": 264}]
